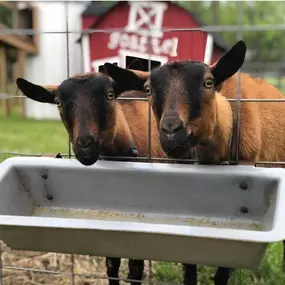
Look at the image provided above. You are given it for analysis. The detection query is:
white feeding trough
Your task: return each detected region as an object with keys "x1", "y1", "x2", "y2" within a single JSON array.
[{"x1": 0, "y1": 156, "x2": 284, "y2": 270}]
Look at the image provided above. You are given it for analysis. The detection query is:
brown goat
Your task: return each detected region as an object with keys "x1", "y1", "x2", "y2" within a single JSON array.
[
  {"x1": 104, "y1": 42, "x2": 285, "y2": 165},
  {"x1": 16, "y1": 73, "x2": 164, "y2": 164},
  {"x1": 16, "y1": 72, "x2": 165, "y2": 285},
  {"x1": 103, "y1": 40, "x2": 285, "y2": 285}
]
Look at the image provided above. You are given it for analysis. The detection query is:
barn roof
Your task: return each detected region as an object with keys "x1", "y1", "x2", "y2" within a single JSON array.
[
  {"x1": 82, "y1": 1, "x2": 115, "y2": 18},
  {"x1": 80, "y1": 1, "x2": 229, "y2": 51}
]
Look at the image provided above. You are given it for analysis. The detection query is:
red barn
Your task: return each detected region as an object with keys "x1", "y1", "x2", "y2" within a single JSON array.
[{"x1": 78, "y1": 1, "x2": 229, "y2": 73}]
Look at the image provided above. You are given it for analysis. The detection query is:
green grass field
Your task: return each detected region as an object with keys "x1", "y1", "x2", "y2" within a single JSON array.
[{"x1": 0, "y1": 106, "x2": 284, "y2": 284}]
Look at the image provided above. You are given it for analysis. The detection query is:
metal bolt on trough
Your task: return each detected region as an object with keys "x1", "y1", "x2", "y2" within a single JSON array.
[
  {"x1": 239, "y1": 182, "x2": 248, "y2": 190},
  {"x1": 0, "y1": 156, "x2": 283, "y2": 271}
]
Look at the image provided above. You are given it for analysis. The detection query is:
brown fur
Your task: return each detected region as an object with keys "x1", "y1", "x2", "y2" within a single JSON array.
[
  {"x1": 114, "y1": 90, "x2": 164, "y2": 158},
  {"x1": 192, "y1": 92, "x2": 233, "y2": 162},
  {"x1": 217, "y1": 73, "x2": 285, "y2": 165},
  {"x1": 41, "y1": 85, "x2": 58, "y2": 91},
  {"x1": 44, "y1": 73, "x2": 165, "y2": 160},
  {"x1": 129, "y1": 69, "x2": 150, "y2": 80},
  {"x1": 115, "y1": 66, "x2": 285, "y2": 166}
]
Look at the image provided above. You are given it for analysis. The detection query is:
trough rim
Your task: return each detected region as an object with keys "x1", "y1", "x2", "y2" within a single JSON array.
[{"x1": 0, "y1": 156, "x2": 284, "y2": 244}]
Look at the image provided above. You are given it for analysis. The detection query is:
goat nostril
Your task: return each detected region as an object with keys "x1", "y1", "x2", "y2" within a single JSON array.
[
  {"x1": 171, "y1": 123, "x2": 183, "y2": 133},
  {"x1": 161, "y1": 121, "x2": 183, "y2": 136},
  {"x1": 161, "y1": 126, "x2": 170, "y2": 134},
  {"x1": 77, "y1": 136, "x2": 94, "y2": 148}
]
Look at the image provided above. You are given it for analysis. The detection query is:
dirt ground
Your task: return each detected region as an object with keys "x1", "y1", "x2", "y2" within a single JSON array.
[{"x1": 0, "y1": 241, "x2": 154, "y2": 285}]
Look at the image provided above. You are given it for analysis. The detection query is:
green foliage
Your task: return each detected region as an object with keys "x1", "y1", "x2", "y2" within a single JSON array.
[
  {"x1": 0, "y1": 5, "x2": 13, "y2": 28},
  {"x1": 154, "y1": 262, "x2": 183, "y2": 284},
  {"x1": 179, "y1": 1, "x2": 285, "y2": 62}
]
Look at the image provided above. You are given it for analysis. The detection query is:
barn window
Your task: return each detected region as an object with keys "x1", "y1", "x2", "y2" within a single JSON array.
[
  {"x1": 98, "y1": 62, "x2": 118, "y2": 73},
  {"x1": 126, "y1": 56, "x2": 161, "y2": 71}
]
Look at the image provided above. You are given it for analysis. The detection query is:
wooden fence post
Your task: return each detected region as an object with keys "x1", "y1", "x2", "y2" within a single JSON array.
[{"x1": 0, "y1": 47, "x2": 10, "y2": 117}]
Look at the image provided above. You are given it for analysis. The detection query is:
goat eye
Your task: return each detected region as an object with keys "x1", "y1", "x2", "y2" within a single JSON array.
[
  {"x1": 204, "y1": 79, "x2": 214, "y2": 88},
  {"x1": 107, "y1": 92, "x2": 115, "y2": 101},
  {"x1": 144, "y1": 86, "x2": 151, "y2": 95}
]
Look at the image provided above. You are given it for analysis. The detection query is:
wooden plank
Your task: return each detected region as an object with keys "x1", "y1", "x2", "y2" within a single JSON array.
[
  {"x1": 11, "y1": 50, "x2": 20, "y2": 113},
  {"x1": 11, "y1": 50, "x2": 27, "y2": 118},
  {"x1": 12, "y1": 5, "x2": 19, "y2": 29},
  {"x1": 18, "y1": 50, "x2": 26, "y2": 118},
  {"x1": 32, "y1": 5, "x2": 40, "y2": 54},
  {"x1": 0, "y1": 2, "x2": 16, "y2": 10},
  {"x1": 0, "y1": 47, "x2": 10, "y2": 117},
  {"x1": 0, "y1": 23, "x2": 31, "y2": 43},
  {"x1": 0, "y1": 34, "x2": 37, "y2": 55},
  {"x1": 11, "y1": 59, "x2": 18, "y2": 111}
]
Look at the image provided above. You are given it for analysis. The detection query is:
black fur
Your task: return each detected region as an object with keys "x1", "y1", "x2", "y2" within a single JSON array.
[
  {"x1": 104, "y1": 63, "x2": 146, "y2": 94},
  {"x1": 211, "y1": 40, "x2": 246, "y2": 86},
  {"x1": 16, "y1": 78, "x2": 55, "y2": 103},
  {"x1": 150, "y1": 61, "x2": 207, "y2": 121},
  {"x1": 58, "y1": 75, "x2": 114, "y2": 133}
]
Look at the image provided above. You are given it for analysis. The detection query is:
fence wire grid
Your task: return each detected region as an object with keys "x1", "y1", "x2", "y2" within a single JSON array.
[{"x1": 0, "y1": 1, "x2": 285, "y2": 285}]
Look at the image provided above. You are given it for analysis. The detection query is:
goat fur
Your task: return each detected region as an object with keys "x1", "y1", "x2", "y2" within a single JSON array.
[
  {"x1": 215, "y1": 72, "x2": 285, "y2": 164},
  {"x1": 101, "y1": 90, "x2": 165, "y2": 159}
]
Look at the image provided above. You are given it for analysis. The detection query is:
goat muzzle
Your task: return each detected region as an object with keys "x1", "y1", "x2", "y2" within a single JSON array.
[{"x1": 74, "y1": 135, "x2": 100, "y2": 166}]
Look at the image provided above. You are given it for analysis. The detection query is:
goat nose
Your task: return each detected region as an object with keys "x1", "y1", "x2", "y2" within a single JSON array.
[
  {"x1": 161, "y1": 118, "x2": 183, "y2": 137},
  {"x1": 77, "y1": 135, "x2": 94, "y2": 148}
]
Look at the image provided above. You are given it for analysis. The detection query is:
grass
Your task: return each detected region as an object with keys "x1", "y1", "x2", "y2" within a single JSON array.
[
  {"x1": 0, "y1": 104, "x2": 284, "y2": 284},
  {"x1": 154, "y1": 241, "x2": 284, "y2": 284},
  {"x1": 0, "y1": 104, "x2": 69, "y2": 160}
]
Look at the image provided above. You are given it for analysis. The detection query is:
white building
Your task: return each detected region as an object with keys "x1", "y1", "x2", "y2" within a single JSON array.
[{"x1": 23, "y1": 1, "x2": 88, "y2": 120}]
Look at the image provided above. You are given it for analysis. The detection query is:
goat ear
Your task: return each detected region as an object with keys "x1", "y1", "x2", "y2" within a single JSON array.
[
  {"x1": 99, "y1": 66, "x2": 109, "y2": 76},
  {"x1": 16, "y1": 78, "x2": 56, "y2": 104},
  {"x1": 103, "y1": 63, "x2": 147, "y2": 95},
  {"x1": 211, "y1": 40, "x2": 246, "y2": 86}
]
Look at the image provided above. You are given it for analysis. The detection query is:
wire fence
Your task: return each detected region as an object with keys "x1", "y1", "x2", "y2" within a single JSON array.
[{"x1": 0, "y1": 1, "x2": 285, "y2": 285}]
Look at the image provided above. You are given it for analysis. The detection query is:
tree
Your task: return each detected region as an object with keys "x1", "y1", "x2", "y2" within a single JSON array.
[
  {"x1": 0, "y1": 4, "x2": 13, "y2": 28},
  {"x1": 179, "y1": 1, "x2": 285, "y2": 62}
]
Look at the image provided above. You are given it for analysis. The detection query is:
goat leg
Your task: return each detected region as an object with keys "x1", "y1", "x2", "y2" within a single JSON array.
[
  {"x1": 183, "y1": 264, "x2": 197, "y2": 285},
  {"x1": 213, "y1": 267, "x2": 232, "y2": 285},
  {"x1": 106, "y1": 257, "x2": 121, "y2": 285},
  {"x1": 127, "y1": 259, "x2": 144, "y2": 285}
]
